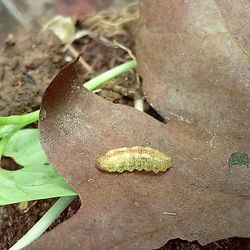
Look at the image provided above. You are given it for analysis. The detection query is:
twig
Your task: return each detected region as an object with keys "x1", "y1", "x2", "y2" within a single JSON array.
[
  {"x1": 67, "y1": 45, "x2": 94, "y2": 74},
  {"x1": 113, "y1": 40, "x2": 136, "y2": 61},
  {"x1": 134, "y1": 98, "x2": 144, "y2": 112},
  {"x1": 1, "y1": 0, "x2": 32, "y2": 29},
  {"x1": 163, "y1": 211, "x2": 177, "y2": 216}
]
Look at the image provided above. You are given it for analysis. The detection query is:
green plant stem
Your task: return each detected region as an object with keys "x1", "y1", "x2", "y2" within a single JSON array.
[
  {"x1": 0, "y1": 60, "x2": 137, "y2": 126},
  {"x1": 0, "y1": 110, "x2": 39, "y2": 126},
  {"x1": 10, "y1": 196, "x2": 76, "y2": 250},
  {"x1": 84, "y1": 60, "x2": 137, "y2": 90}
]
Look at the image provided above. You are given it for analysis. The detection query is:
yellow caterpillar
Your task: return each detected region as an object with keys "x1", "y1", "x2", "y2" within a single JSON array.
[{"x1": 96, "y1": 146, "x2": 172, "y2": 174}]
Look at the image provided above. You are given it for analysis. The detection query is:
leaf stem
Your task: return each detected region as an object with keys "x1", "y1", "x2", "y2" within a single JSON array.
[
  {"x1": 10, "y1": 196, "x2": 76, "y2": 250},
  {"x1": 84, "y1": 60, "x2": 137, "y2": 91},
  {"x1": 0, "y1": 110, "x2": 40, "y2": 126}
]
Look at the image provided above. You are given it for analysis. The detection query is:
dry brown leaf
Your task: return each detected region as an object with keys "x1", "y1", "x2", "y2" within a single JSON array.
[
  {"x1": 29, "y1": 57, "x2": 250, "y2": 249},
  {"x1": 137, "y1": 0, "x2": 250, "y2": 137}
]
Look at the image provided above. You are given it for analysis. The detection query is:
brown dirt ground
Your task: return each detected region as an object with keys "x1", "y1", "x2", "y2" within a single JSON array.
[{"x1": 0, "y1": 4, "x2": 249, "y2": 250}]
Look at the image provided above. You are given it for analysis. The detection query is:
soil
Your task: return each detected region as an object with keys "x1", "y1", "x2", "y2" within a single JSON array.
[
  {"x1": 0, "y1": 4, "x2": 249, "y2": 250},
  {"x1": 157, "y1": 238, "x2": 250, "y2": 250}
]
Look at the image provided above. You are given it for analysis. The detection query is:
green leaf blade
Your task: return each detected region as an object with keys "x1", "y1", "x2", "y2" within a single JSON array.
[{"x1": 0, "y1": 129, "x2": 76, "y2": 205}]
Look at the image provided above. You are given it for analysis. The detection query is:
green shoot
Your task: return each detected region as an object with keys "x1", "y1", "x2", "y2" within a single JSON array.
[
  {"x1": 9, "y1": 195, "x2": 76, "y2": 250},
  {"x1": 83, "y1": 60, "x2": 137, "y2": 90},
  {"x1": 0, "y1": 110, "x2": 39, "y2": 126}
]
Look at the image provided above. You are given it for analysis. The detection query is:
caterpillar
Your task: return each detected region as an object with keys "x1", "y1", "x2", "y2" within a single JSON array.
[{"x1": 96, "y1": 146, "x2": 172, "y2": 174}]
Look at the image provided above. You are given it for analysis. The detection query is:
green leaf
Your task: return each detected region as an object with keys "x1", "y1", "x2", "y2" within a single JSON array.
[
  {"x1": 3, "y1": 129, "x2": 48, "y2": 166},
  {"x1": 0, "y1": 129, "x2": 76, "y2": 205},
  {"x1": 0, "y1": 125, "x2": 18, "y2": 138},
  {"x1": 0, "y1": 124, "x2": 24, "y2": 157}
]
